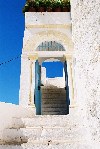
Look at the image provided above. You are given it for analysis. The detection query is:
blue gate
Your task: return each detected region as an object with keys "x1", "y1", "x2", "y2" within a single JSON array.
[
  {"x1": 35, "y1": 60, "x2": 41, "y2": 115},
  {"x1": 64, "y1": 61, "x2": 70, "y2": 114}
]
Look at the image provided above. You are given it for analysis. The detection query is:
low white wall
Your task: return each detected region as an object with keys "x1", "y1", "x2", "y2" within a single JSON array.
[
  {"x1": 46, "y1": 77, "x2": 65, "y2": 88},
  {"x1": 0, "y1": 102, "x2": 35, "y2": 138}
]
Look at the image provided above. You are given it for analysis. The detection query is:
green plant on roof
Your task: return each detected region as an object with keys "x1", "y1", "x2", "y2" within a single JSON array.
[
  {"x1": 45, "y1": 0, "x2": 52, "y2": 8},
  {"x1": 53, "y1": 0, "x2": 62, "y2": 8},
  {"x1": 62, "y1": 0, "x2": 70, "y2": 7}
]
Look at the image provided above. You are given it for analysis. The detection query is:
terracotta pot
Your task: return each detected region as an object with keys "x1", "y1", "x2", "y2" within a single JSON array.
[
  {"x1": 38, "y1": 7, "x2": 45, "y2": 12},
  {"x1": 62, "y1": 7, "x2": 69, "y2": 12},
  {"x1": 46, "y1": 7, "x2": 52, "y2": 12},
  {"x1": 54, "y1": 7, "x2": 62, "y2": 12},
  {"x1": 28, "y1": 7, "x2": 36, "y2": 12}
]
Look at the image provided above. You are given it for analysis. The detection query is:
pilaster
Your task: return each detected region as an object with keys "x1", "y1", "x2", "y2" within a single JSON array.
[
  {"x1": 64, "y1": 55, "x2": 76, "y2": 108},
  {"x1": 19, "y1": 54, "x2": 38, "y2": 107}
]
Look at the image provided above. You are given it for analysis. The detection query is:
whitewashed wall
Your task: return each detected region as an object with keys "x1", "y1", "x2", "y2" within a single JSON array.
[
  {"x1": 71, "y1": 0, "x2": 100, "y2": 142},
  {"x1": 0, "y1": 102, "x2": 35, "y2": 139}
]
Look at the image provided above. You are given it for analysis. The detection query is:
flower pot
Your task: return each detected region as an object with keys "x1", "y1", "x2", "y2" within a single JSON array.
[
  {"x1": 38, "y1": 7, "x2": 45, "y2": 12},
  {"x1": 62, "y1": 7, "x2": 69, "y2": 12},
  {"x1": 28, "y1": 7, "x2": 36, "y2": 12},
  {"x1": 54, "y1": 7, "x2": 62, "y2": 12},
  {"x1": 46, "y1": 7, "x2": 52, "y2": 12}
]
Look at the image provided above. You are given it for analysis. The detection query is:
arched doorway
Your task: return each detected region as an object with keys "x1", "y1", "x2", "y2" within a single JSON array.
[{"x1": 34, "y1": 41, "x2": 70, "y2": 115}]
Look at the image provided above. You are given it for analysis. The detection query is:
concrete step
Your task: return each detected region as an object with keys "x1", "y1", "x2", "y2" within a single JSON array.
[
  {"x1": 42, "y1": 104, "x2": 67, "y2": 108},
  {"x1": 42, "y1": 100, "x2": 67, "y2": 104},
  {"x1": 41, "y1": 87, "x2": 65, "y2": 91},
  {"x1": 42, "y1": 94, "x2": 66, "y2": 99},
  {"x1": 0, "y1": 142, "x2": 93, "y2": 149},
  {"x1": 0, "y1": 145, "x2": 22, "y2": 149},
  {"x1": 42, "y1": 111, "x2": 68, "y2": 115},
  {"x1": 42, "y1": 90, "x2": 66, "y2": 94},
  {"x1": 42, "y1": 107, "x2": 67, "y2": 112},
  {"x1": 11, "y1": 115, "x2": 79, "y2": 128},
  {"x1": 1, "y1": 126, "x2": 86, "y2": 144}
]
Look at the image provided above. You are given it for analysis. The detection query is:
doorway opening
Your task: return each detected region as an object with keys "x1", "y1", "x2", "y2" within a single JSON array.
[{"x1": 34, "y1": 41, "x2": 69, "y2": 115}]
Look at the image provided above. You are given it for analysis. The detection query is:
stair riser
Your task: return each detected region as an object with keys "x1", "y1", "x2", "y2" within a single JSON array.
[
  {"x1": 42, "y1": 104, "x2": 67, "y2": 108},
  {"x1": 11, "y1": 116, "x2": 78, "y2": 128},
  {"x1": 41, "y1": 89, "x2": 66, "y2": 92},
  {"x1": 42, "y1": 95, "x2": 66, "y2": 99},
  {"x1": 0, "y1": 143, "x2": 93, "y2": 149},
  {"x1": 42, "y1": 107, "x2": 67, "y2": 111},
  {"x1": 42, "y1": 99, "x2": 66, "y2": 105},
  {"x1": 42, "y1": 112, "x2": 68, "y2": 115},
  {"x1": 2, "y1": 128, "x2": 85, "y2": 144}
]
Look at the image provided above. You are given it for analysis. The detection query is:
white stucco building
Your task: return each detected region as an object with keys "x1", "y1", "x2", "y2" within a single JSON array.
[{"x1": 0, "y1": 0, "x2": 100, "y2": 148}]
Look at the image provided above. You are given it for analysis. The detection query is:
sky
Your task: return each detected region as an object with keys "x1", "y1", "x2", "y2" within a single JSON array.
[{"x1": 0, "y1": 0, "x2": 63, "y2": 105}]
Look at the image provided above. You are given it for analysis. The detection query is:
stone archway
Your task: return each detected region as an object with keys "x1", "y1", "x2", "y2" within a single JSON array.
[
  {"x1": 20, "y1": 29, "x2": 75, "y2": 109},
  {"x1": 23, "y1": 30, "x2": 73, "y2": 53}
]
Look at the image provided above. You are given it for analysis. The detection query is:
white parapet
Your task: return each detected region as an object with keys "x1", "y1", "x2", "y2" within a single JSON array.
[{"x1": 25, "y1": 12, "x2": 71, "y2": 26}]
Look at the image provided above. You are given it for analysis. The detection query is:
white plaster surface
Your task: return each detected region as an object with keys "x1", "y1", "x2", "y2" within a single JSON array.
[
  {"x1": 0, "y1": 102, "x2": 35, "y2": 139},
  {"x1": 71, "y1": 0, "x2": 100, "y2": 143},
  {"x1": 45, "y1": 77, "x2": 65, "y2": 88},
  {"x1": 25, "y1": 12, "x2": 71, "y2": 25},
  {"x1": 41, "y1": 67, "x2": 46, "y2": 85}
]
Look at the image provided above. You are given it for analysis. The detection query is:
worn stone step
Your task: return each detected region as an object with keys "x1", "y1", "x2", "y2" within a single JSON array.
[
  {"x1": 42, "y1": 90, "x2": 66, "y2": 94},
  {"x1": 41, "y1": 87, "x2": 65, "y2": 91},
  {"x1": 42, "y1": 94, "x2": 66, "y2": 99},
  {"x1": 24, "y1": 143, "x2": 94, "y2": 149},
  {"x1": 0, "y1": 142, "x2": 93, "y2": 149},
  {"x1": 42, "y1": 111, "x2": 68, "y2": 115},
  {"x1": 42, "y1": 107, "x2": 67, "y2": 112},
  {"x1": 42, "y1": 100, "x2": 67, "y2": 104},
  {"x1": 11, "y1": 115, "x2": 79, "y2": 129},
  {"x1": 0, "y1": 145, "x2": 21, "y2": 149},
  {"x1": 42, "y1": 104, "x2": 67, "y2": 108},
  {"x1": 1, "y1": 126, "x2": 85, "y2": 144}
]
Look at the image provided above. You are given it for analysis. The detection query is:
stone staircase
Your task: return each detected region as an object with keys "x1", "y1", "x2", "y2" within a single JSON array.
[
  {"x1": 0, "y1": 87, "x2": 94, "y2": 148},
  {"x1": 0, "y1": 115, "x2": 93, "y2": 149},
  {"x1": 41, "y1": 86, "x2": 68, "y2": 115}
]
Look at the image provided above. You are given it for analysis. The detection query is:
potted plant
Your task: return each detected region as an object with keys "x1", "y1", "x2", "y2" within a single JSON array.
[
  {"x1": 62, "y1": 0, "x2": 70, "y2": 12},
  {"x1": 28, "y1": 0, "x2": 37, "y2": 12},
  {"x1": 46, "y1": 0, "x2": 52, "y2": 12},
  {"x1": 22, "y1": 1, "x2": 30, "y2": 14},
  {"x1": 36, "y1": 0, "x2": 46, "y2": 12},
  {"x1": 53, "y1": 0, "x2": 62, "y2": 12}
]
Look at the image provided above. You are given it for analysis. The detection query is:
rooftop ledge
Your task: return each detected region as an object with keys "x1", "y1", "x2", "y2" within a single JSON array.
[{"x1": 25, "y1": 12, "x2": 71, "y2": 26}]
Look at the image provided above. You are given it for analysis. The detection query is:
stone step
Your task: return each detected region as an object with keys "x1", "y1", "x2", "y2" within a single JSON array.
[
  {"x1": 42, "y1": 90, "x2": 66, "y2": 94},
  {"x1": 1, "y1": 126, "x2": 85, "y2": 144},
  {"x1": 42, "y1": 107, "x2": 67, "y2": 112},
  {"x1": 41, "y1": 87, "x2": 65, "y2": 91},
  {"x1": 42, "y1": 100, "x2": 67, "y2": 104},
  {"x1": 42, "y1": 104, "x2": 67, "y2": 108},
  {"x1": 0, "y1": 145, "x2": 21, "y2": 149},
  {"x1": 42, "y1": 94, "x2": 66, "y2": 99},
  {"x1": 0, "y1": 142, "x2": 93, "y2": 149},
  {"x1": 11, "y1": 115, "x2": 79, "y2": 129},
  {"x1": 42, "y1": 111, "x2": 68, "y2": 115}
]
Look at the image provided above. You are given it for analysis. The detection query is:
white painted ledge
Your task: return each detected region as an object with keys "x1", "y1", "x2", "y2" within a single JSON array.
[{"x1": 25, "y1": 12, "x2": 71, "y2": 26}]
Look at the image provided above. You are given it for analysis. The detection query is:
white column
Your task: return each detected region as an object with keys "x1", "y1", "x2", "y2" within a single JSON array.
[
  {"x1": 28, "y1": 55, "x2": 38, "y2": 107},
  {"x1": 19, "y1": 54, "x2": 31, "y2": 106},
  {"x1": 67, "y1": 60, "x2": 75, "y2": 107},
  {"x1": 29, "y1": 60, "x2": 33, "y2": 106},
  {"x1": 30, "y1": 60, "x2": 36, "y2": 106}
]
